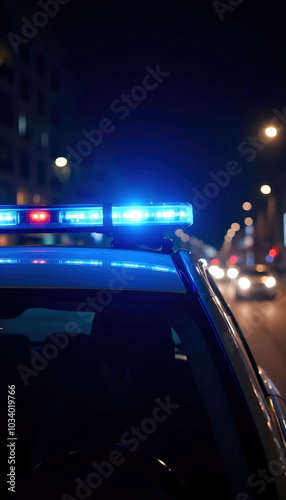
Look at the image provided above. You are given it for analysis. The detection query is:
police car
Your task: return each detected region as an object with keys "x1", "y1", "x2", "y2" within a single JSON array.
[{"x1": 1, "y1": 202, "x2": 286, "y2": 500}]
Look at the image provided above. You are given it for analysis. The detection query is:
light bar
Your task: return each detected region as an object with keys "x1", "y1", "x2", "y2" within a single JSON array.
[
  {"x1": 0, "y1": 205, "x2": 104, "y2": 232},
  {"x1": 27, "y1": 211, "x2": 51, "y2": 223},
  {"x1": 112, "y1": 203, "x2": 193, "y2": 226},
  {"x1": 0, "y1": 211, "x2": 17, "y2": 226},
  {"x1": 0, "y1": 203, "x2": 193, "y2": 233},
  {"x1": 59, "y1": 208, "x2": 103, "y2": 226}
]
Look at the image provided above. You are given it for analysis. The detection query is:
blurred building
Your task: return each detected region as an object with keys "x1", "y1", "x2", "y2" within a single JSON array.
[
  {"x1": 254, "y1": 172, "x2": 286, "y2": 272},
  {"x1": 0, "y1": 0, "x2": 77, "y2": 223}
]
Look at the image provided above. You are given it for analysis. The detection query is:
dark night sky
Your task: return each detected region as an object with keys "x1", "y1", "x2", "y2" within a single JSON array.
[{"x1": 38, "y1": 0, "x2": 286, "y2": 247}]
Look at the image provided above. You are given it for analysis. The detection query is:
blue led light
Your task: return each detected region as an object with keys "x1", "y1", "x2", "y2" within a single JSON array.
[
  {"x1": 266, "y1": 254, "x2": 274, "y2": 263},
  {"x1": 0, "y1": 258, "x2": 103, "y2": 266},
  {"x1": 0, "y1": 259, "x2": 18, "y2": 264},
  {"x1": 0, "y1": 212, "x2": 17, "y2": 226},
  {"x1": 60, "y1": 260, "x2": 102, "y2": 266},
  {"x1": 112, "y1": 203, "x2": 193, "y2": 226},
  {"x1": 111, "y1": 262, "x2": 175, "y2": 272},
  {"x1": 59, "y1": 208, "x2": 103, "y2": 226},
  {"x1": 0, "y1": 202, "x2": 193, "y2": 234}
]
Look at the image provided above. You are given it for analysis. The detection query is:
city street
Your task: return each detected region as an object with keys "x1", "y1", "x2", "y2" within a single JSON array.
[{"x1": 218, "y1": 278, "x2": 286, "y2": 401}]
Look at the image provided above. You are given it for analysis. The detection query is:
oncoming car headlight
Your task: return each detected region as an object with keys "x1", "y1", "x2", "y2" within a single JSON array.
[
  {"x1": 265, "y1": 276, "x2": 276, "y2": 288},
  {"x1": 209, "y1": 265, "x2": 224, "y2": 279},
  {"x1": 238, "y1": 277, "x2": 251, "y2": 290},
  {"x1": 227, "y1": 267, "x2": 239, "y2": 279}
]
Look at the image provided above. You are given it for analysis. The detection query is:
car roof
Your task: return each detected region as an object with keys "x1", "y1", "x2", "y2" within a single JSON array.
[{"x1": 0, "y1": 246, "x2": 186, "y2": 293}]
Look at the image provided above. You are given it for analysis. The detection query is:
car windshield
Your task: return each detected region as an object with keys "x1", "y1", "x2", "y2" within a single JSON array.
[{"x1": 1, "y1": 288, "x2": 236, "y2": 498}]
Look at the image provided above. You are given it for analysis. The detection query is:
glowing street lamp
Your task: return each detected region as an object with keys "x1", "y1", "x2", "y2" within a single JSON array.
[
  {"x1": 242, "y1": 202, "x2": 252, "y2": 211},
  {"x1": 260, "y1": 185, "x2": 271, "y2": 195},
  {"x1": 227, "y1": 228, "x2": 235, "y2": 237},
  {"x1": 264, "y1": 126, "x2": 277, "y2": 138},
  {"x1": 231, "y1": 222, "x2": 240, "y2": 232},
  {"x1": 244, "y1": 217, "x2": 253, "y2": 226},
  {"x1": 55, "y1": 157, "x2": 68, "y2": 168}
]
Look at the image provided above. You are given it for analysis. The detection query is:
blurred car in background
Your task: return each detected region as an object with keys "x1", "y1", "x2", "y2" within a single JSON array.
[
  {"x1": 209, "y1": 264, "x2": 240, "y2": 283},
  {"x1": 234, "y1": 264, "x2": 277, "y2": 300}
]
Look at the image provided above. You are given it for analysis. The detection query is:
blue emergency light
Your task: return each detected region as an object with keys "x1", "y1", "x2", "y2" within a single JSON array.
[{"x1": 0, "y1": 203, "x2": 193, "y2": 233}]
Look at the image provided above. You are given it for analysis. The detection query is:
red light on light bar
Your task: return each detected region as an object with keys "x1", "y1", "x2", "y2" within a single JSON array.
[{"x1": 27, "y1": 211, "x2": 51, "y2": 223}]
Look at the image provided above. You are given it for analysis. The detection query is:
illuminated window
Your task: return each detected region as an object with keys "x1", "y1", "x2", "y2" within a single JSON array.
[
  {"x1": 18, "y1": 114, "x2": 27, "y2": 137},
  {"x1": 33, "y1": 194, "x2": 41, "y2": 204},
  {"x1": 17, "y1": 188, "x2": 25, "y2": 205}
]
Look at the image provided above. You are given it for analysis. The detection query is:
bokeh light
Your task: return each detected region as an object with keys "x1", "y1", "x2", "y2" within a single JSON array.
[
  {"x1": 244, "y1": 217, "x2": 253, "y2": 226},
  {"x1": 227, "y1": 267, "x2": 239, "y2": 279},
  {"x1": 181, "y1": 233, "x2": 189, "y2": 243},
  {"x1": 231, "y1": 222, "x2": 240, "y2": 232},
  {"x1": 242, "y1": 202, "x2": 252, "y2": 211},
  {"x1": 260, "y1": 185, "x2": 271, "y2": 195},
  {"x1": 224, "y1": 234, "x2": 232, "y2": 241},
  {"x1": 55, "y1": 157, "x2": 68, "y2": 167},
  {"x1": 265, "y1": 126, "x2": 277, "y2": 137}
]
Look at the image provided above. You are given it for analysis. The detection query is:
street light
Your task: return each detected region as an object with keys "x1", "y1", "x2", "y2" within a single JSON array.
[
  {"x1": 242, "y1": 202, "x2": 252, "y2": 211},
  {"x1": 55, "y1": 157, "x2": 68, "y2": 168},
  {"x1": 264, "y1": 126, "x2": 277, "y2": 138},
  {"x1": 244, "y1": 217, "x2": 253, "y2": 226},
  {"x1": 231, "y1": 222, "x2": 240, "y2": 231},
  {"x1": 224, "y1": 234, "x2": 232, "y2": 241},
  {"x1": 260, "y1": 185, "x2": 271, "y2": 195}
]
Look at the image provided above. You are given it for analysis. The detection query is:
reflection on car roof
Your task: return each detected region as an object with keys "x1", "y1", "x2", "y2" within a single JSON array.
[{"x1": 0, "y1": 247, "x2": 186, "y2": 293}]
